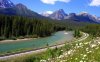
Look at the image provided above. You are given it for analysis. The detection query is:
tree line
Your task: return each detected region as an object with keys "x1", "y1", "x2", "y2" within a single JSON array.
[
  {"x1": 0, "y1": 15, "x2": 65, "y2": 40},
  {"x1": 81, "y1": 24, "x2": 100, "y2": 37},
  {"x1": 74, "y1": 29, "x2": 81, "y2": 38}
]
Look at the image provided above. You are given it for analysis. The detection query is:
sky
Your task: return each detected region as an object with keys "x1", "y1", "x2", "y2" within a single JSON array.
[{"x1": 10, "y1": 0, "x2": 100, "y2": 17}]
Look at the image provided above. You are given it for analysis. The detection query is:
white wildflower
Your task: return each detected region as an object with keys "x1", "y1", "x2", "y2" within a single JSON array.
[
  {"x1": 61, "y1": 50, "x2": 63, "y2": 52},
  {"x1": 68, "y1": 50, "x2": 72, "y2": 55},
  {"x1": 87, "y1": 51, "x2": 90, "y2": 54},
  {"x1": 96, "y1": 37, "x2": 99, "y2": 39},
  {"x1": 84, "y1": 61, "x2": 86, "y2": 62},
  {"x1": 83, "y1": 54, "x2": 87, "y2": 57},
  {"x1": 98, "y1": 42, "x2": 100, "y2": 44},
  {"x1": 86, "y1": 48, "x2": 89, "y2": 51},
  {"x1": 60, "y1": 60, "x2": 67, "y2": 62},
  {"x1": 84, "y1": 42, "x2": 88, "y2": 45},
  {"x1": 80, "y1": 60, "x2": 83, "y2": 62},
  {"x1": 76, "y1": 44, "x2": 78, "y2": 46},
  {"x1": 79, "y1": 43, "x2": 83, "y2": 46},
  {"x1": 82, "y1": 57, "x2": 85, "y2": 60},
  {"x1": 89, "y1": 51, "x2": 92, "y2": 53},
  {"x1": 58, "y1": 55, "x2": 64, "y2": 59},
  {"x1": 65, "y1": 52, "x2": 68, "y2": 56},
  {"x1": 91, "y1": 44, "x2": 96, "y2": 48},
  {"x1": 75, "y1": 58, "x2": 78, "y2": 60},
  {"x1": 40, "y1": 59, "x2": 46, "y2": 62},
  {"x1": 95, "y1": 47, "x2": 99, "y2": 49},
  {"x1": 47, "y1": 58, "x2": 51, "y2": 61}
]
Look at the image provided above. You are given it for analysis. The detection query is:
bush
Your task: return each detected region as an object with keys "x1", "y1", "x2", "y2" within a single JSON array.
[
  {"x1": 74, "y1": 30, "x2": 81, "y2": 38},
  {"x1": 18, "y1": 36, "x2": 25, "y2": 39},
  {"x1": 10, "y1": 36, "x2": 17, "y2": 40},
  {"x1": 0, "y1": 36, "x2": 6, "y2": 41},
  {"x1": 25, "y1": 35, "x2": 38, "y2": 38},
  {"x1": 32, "y1": 35, "x2": 38, "y2": 38}
]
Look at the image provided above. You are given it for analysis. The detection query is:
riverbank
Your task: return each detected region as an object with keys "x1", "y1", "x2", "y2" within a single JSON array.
[
  {"x1": 0, "y1": 31, "x2": 69, "y2": 44},
  {"x1": 0, "y1": 32, "x2": 88, "y2": 60},
  {"x1": 0, "y1": 38, "x2": 37, "y2": 43}
]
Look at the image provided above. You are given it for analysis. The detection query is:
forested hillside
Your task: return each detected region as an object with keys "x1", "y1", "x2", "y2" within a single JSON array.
[{"x1": 0, "y1": 15, "x2": 65, "y2": 40}]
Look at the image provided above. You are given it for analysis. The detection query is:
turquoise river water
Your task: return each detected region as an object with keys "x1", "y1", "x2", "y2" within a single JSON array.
[{"x1": 0, "y1": 31, "x2": 73, "y2": 53}]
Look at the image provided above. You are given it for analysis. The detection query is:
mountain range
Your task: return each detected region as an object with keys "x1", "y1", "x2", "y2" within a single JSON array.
[
  {"x1": 0, "y1": 0, "x2": 100, "y2": 23},
  {"x1": 42, "y1": 9, "x2": 100, "y2": 23}
]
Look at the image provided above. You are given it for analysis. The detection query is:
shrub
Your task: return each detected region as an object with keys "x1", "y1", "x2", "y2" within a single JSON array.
[
  {"x1": 18, "y1": 36, "x2": 25, "y2": 39},
  {"x1": 10, "y1": 36, "x2": 17, "y2": 40},
  {"x1": 0, "y1": 36, "x2": 6, "y2": 41}
]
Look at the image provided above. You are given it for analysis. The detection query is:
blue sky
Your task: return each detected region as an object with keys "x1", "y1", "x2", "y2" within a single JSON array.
[{"x1": 11, "y1": 0, "x2": 100, "y2": 17}]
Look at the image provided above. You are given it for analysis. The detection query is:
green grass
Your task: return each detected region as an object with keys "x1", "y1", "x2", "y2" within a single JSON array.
[
  {"x1": 0, "y1": 47, "x2": 34, "y2": 56},
  {"x1": 54, "y1": 36, "x2": 100, "y2": 62},
  {"x1": 65, "y1": 37, "x2": 100, "y2": 62}
]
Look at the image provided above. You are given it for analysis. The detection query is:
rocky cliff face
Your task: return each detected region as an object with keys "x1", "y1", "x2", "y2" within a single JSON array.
[{"x1": 49, "y1": 9, "x2": 68, "y2": 20}]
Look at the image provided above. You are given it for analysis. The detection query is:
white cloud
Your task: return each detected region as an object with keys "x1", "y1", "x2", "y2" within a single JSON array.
[
  {"x1": 40, "y1": 0, "x2": 71, "y2": 4},
  {"x1": 90, "y1": 0, "x2": 100, "y2": 6},
  {"x1": 45, "y1": 11, "x2": 53, "y2": 14},
  {"x1": 41, "y1": 11, "x2": 53, "y2": 17}
]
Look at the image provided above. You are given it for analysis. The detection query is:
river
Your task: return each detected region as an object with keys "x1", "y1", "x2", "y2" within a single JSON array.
[{"x1": 0, "y1": 31, "x2": 74, "y2": 53}]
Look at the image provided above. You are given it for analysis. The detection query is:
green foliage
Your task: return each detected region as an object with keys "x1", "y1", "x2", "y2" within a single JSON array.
[
  {"x1": 23, "y1": 56, "x2": 40, "y2": 62},
  {"x1": 64, "y1": 43, "x2": 72, "y2": 51},
  {"x1": 0, "y1": 36, "x2": 6, "y2": 41},
  {"x1": 46, "y1": 48, "x2": 54, "y2": 58},
  {"x1": 10, "y1": 36, "x2": 17, "y2": 40},
  {"x1": 40, "y1": 47, "x2": 63, "y2": 60},
  {"x1": 18, "y1": 36, "x2": 25, "y2": 39},
  {"x1": 0, "y1": 15, "x2": 65, "y2": 39},
  {"x1": 74, "y1": 29, "x2": 81, "y2": 38},
  {"x1": 81, "y1": 24, "x2": 100, "y2": 37}
]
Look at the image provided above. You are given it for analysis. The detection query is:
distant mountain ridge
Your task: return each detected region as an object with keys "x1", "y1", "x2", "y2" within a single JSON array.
[{"x1": 42, "y1": 9, "x2": 100, "y2": 23}]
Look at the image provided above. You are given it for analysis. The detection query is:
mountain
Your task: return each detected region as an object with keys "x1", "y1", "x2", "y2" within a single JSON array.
[
  {"x1": 65, "y1": 12, "x2": 99, "y2": 23},
  {"x1": 49, "y1": 9, "x2": 68, "y2": 20},
  {"x1": 46, "y1": 9, "x2": 100, "y2": 23},
  {"x1": 0, "y1": 0, "x2": 15, "y2": 8},
  {"x1": 76, "y1": 12, "x2": 98, "y2": 23},
  {"x1": 15, "y1": 3, "x2": 45, "y2": 18},
  {"x1": 65, "y1": 13, "x2": 78, "y2": 20},
  {"x1": 0, "y1": 0, "x2": 46, "y2": 19},
  {"x1": 0, "y1": 2, "x2": 46, "y2": 19},
  {"x1": 97, "y1": 17, "x2": 100, "y2": 22},
  {"x1": 98, "y1": 17, "x2": 100, "y2": 20}
]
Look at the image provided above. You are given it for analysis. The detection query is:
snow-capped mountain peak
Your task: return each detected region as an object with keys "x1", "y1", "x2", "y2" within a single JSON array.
[
  {"x1": 78, "y1": 12, "x2": 88, "y2": 15},
  {"x1": 49, "y1": 9, "x2": 68, "y2": 20},
  {"x1": 0, "y1": 0, "x2": 15, "y2": 8}
]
